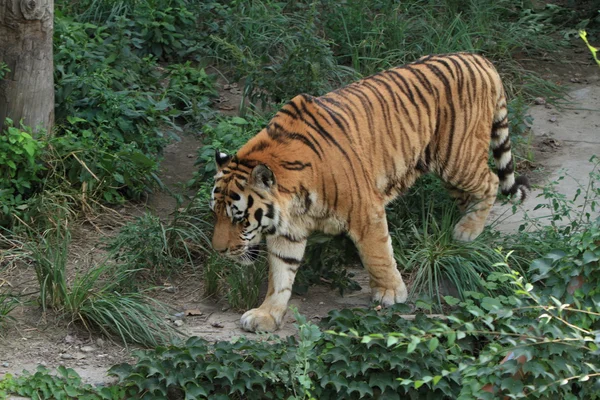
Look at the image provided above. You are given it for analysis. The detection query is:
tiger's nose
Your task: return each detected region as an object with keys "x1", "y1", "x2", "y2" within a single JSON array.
[{"x1": 212, "y1": 239, "x2": 228, "y2": 254}]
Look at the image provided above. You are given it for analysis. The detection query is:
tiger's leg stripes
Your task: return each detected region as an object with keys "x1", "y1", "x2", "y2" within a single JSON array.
[
  {"x1": 444, "y1": 184, "x2": 473, "y2": 213},
  {"x1": 240, "y1": 236, "x2": 307, "y2": 332},
  {"x1": 451, "y1": 170, "x2": 499, "y2": 242},
  {"x1": 491, "y1": 94, "x2": 530, "y2": 202},
  {"x1": 350, "y1": 211, "x2": 407, "y2": 306}
]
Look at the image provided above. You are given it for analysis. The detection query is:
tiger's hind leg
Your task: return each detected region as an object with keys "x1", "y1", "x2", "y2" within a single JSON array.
[
  {"x1": 447, "y1": 169, "x2": 499, "y2": 242},
  {"x1": 444, "y1": 183, "x2": 472, "y2": 214},
  {"x1": 349, "y1": 209, "x2": 407, "y2": 306}
]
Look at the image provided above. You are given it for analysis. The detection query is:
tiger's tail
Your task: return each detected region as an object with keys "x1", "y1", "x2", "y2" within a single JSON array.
[{"x1": 490, "y1": 91, "x2": 530, "y2": 202}]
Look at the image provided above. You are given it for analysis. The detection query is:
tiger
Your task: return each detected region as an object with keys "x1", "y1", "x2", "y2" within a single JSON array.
[{"x1": 209, "y1": 52, "x2": 530, "y2": 332}]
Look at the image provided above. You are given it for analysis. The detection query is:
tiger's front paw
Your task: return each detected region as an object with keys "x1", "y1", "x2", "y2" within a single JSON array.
[
  {"x1": 371, "y1": 280, "x2": 408, "y2": 307},
  {"x1": 240, "y1": 307, "x2": 283, "y2": 332}
]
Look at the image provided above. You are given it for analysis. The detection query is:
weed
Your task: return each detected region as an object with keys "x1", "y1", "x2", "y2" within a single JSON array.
[
  {"x1": 21, "y1": 220, "x2": 180, "y2": 346},
  {"x1": 225, "y1": 260, "x2": 267, "y2": 312},
  {"x1": 395, "y1": 201, "x2": 520, "y2": 308},
  {"x1": 108, "y1": 198, "x2": 212, "y2": 283},
  {"x1": 108, "y1": 213, "x2": 185, "y2": 280},
  {"x1": 0, "y1": 62, "x2": 8, "y2": 80},
  {"x1": 0, "y1": 294, "x2": 17, "y2": 331},
  {"x1": 202, "y1": 254, "x2": 222, "y2": 299},
  {"x1": 200, "y1": 253, "x2": 267, "y2": 311}
]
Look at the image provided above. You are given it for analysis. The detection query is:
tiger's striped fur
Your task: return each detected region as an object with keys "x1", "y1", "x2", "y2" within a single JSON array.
[{"x1": 210, "y1": 53, "x2": 530, "y2": 332}]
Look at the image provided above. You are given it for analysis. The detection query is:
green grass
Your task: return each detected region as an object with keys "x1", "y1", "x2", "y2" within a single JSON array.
[
  {"x1": 108, "y1": 195, "x2": 212, "y2": 282},
  {"x1": 20, "y1": 220, "x2": 181, "y2": 347},
  {"x1": 394, "y1": 201, "x2": 522, "y2": 309}
]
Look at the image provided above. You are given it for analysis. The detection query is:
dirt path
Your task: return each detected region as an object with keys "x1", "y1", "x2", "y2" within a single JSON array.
[
  {"x1": 490, "y1": 78, "x2": 600, "y2": 231},
  {"x1": 2, "y1": 68, "x2": 600, "y2": 392}
]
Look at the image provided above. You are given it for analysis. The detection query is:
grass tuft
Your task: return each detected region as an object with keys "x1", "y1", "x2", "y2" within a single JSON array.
[
  {"x1": 395, "y1": 200, "x2": 523, "y2": 309},
  {"x1": 21, "y1": 219, "x2": 180, "y2": 347}
]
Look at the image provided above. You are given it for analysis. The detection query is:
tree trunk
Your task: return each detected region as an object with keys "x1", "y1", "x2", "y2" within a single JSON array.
[{"x1": 0, "y1": 0, "x2": 54, "y2": 134}]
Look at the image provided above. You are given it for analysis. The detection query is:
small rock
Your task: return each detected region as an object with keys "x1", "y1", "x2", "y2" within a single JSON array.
[
  {"x1": 60, "y1": 353, "x2": 74, "y2": 360},
  {"x1": 211, "y1": 322, "x2": 224, "y2": 328},
  {"x1": 64, "y1": 335, "x2": 76, "y2": 344},
  {"x1": 570, "y1": 77, "x2": 580, "y2": 83},
  {"x1": 184, "y1": 309, "x2": 203, "y2": 317},
  {"x1": 549, "y1": 116, "x2": 557, "y2": 123},
  {"x1": 186, "y1": 153, "x2": 194, "y2": 158},
  {"x1": 96, "y1": 338, "x2": 105, "y2": 347},
  {"x1": 80, "y1": 346, "x2": 95, "y2": 353},
  {"x1": 319, "y1": 302, "x2": 324, "y2": 305},
  {"x1": 75, "y1": 353, "x2": 86, "y2": 360},
  {"x1": 38, "y1": 361, "x2": 47, "y2": 367},
  {"x1": 174, "y1": 320, "x2": 184, "y2": 327},
  {"x1": 162, "y1": 286, "x2": 177, "y2": 293},
  {"x1": 1, "y1": 362, "x2": 9, "y2": 368},
  {"x1": 533, "y1": 97, "x2": 546, "y2": 105}
]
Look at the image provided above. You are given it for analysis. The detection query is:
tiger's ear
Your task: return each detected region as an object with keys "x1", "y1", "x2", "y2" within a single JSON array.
[
  {"x1": 250, "y1": 164, "x2": 276, "y2": 190},
  {"x1": 215, "y1": 149, "x2": 232, "y2": 170}
]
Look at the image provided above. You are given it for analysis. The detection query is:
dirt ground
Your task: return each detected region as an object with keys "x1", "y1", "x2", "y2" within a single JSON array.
[{"x1": 1, "y1": 50, "x2": 600, "y2": 390}]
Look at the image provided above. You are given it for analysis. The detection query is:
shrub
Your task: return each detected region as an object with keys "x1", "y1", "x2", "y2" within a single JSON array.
[
  {"x1": 108, "y1": 203, "x2": 212, "y2": 282},
  {"x1": 207, "y1": 0, "x2": 357, "y2": 106},
  {"x1": 192, "y1": 114, "x2": 272, "y2": 183},
  {"x1": 52, "y1": 12, "x2": 217, "y2": 204},
  {"x1": 0, "y1": 365, "x2": 126, "y2": 399},
  {"x1": 0, "y1": 119, "x2": 47, "y2": 224}
]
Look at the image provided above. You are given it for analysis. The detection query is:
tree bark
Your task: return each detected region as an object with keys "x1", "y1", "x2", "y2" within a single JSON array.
[{"x1": 0, "y1": 0, "x2": 54, "y2": 133}]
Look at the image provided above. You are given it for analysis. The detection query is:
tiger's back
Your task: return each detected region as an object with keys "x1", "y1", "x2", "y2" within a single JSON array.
[{"x1": 211, "y1": 53, "x2": 529, "y2": 332}]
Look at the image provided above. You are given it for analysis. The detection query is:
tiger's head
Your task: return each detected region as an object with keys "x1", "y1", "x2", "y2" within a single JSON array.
[{"x1": 209, "y1": 151, "x2": 280, "y2": 265}]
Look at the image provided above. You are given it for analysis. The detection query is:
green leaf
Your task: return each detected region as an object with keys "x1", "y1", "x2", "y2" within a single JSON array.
[
  {"x1": 501, "y1": 377, "x2": 524, "y2": 394},
  {"x1": 583, "y1": 250, "x2": 599, "y2": 264},
  {"x1": 407, "y1": 336, "x2": 420, "y2": 354},
  {"x1": 185, "y1": 382, "x2": 208, "y2": 399},
  {"x1": 387, "y1": 335, "x2": 399, "y2": 347},
  {"x1": 447, "y1": 331, "x2": 456, "y2": 346},
  {"x1": 444, "y1": 296, "x2": 460, "y2": 306},
  {"x1": 428, "y1": 337, "x2": 439, "y2": 352}
]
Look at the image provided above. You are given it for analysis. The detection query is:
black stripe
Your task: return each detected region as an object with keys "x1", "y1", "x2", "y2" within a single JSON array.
[
  {"x1": 229, "y1": 191, "x2": 241, "y2": 201},
  {"x1": 281, "y1": 233, "x2": 305, "y2": 243},
  {"x1": 280, "y1": 160, "x2": 312, "y2": 171},
  {"x1": 493, "y1": 137, "x2": 511, "y2": 159},
  {"x1": 254, "y1": 208, "x2": 263, "y2": 225},
  {"x1": 265, "y1": 203, "x2": 275, "y2": 219},
  {"x1": 267, "y1": 121, "x2": 323, "y2": 159},
  {"x1": 278, "y1": 108, "x2": 298, "y2": 119},
  {"x1": 313, "y1": 97, "x2": 351, "y2": 135},
  {"x1": 425, "y1": 63, "x2": 456, "y2": 164},
  {"x1": 248, "y1": 140, "x2": 270, "y2": 153},
  {"x1": 234, "y1": 180, "x2": 244, "y2": 191},
  {"x1": 272, "y1": 253, "x2": 302, "y2": 265}
]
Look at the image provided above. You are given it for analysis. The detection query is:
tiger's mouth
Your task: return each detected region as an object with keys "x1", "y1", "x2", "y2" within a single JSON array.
[{"x1": 229, "y1": 245, "x2": 261, "y2": 265}]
